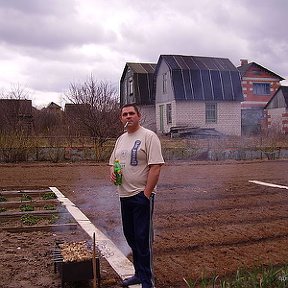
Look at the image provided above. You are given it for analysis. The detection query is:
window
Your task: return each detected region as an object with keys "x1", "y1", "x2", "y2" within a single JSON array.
[
  {"x1": 162, "y1": 73, "x2": 167, "y2": 94},
  {"x1": 253, "y1": 83, "x2": 270, "y2": 95},
  {"x1": 128, "y1": 77, "x2": 133, "y2": 95},
  {"x1": 166, "y1": 103, "x2": 172, "y2": 124},
  {"x1": 205, "y1": 103, "x2": 217, "y2": 123}
]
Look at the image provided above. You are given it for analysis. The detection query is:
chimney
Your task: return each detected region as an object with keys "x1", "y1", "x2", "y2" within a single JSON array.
[{"x1": 240, "y1": 59, "x2": 248, "y2": 66}]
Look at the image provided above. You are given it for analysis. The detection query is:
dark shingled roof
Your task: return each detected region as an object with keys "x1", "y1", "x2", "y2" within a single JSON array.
[
  {"x1": 237, "y1": 62, "x2": 284, "y2": 80},
  {"x1": 156, "y1": 55, "x2": 243, "y2": 101},
  {"x1": 120, "y1": 62, "x2": 156, "y2": 105},
  {"x1": 120, "y1": 63, "x2": 156, "y2": 82}
]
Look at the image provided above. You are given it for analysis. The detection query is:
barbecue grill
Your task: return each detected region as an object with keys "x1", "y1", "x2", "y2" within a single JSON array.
[{"x1": 53, "y1": 240, "x2": 101, "y2": 288}]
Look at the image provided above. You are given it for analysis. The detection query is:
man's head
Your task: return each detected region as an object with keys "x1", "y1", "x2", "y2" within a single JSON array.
[{"x1": 120, "y1": 103, "x2": 141, "y2": 132}]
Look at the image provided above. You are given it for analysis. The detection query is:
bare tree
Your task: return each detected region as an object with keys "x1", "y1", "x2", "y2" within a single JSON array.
[
  {"x1": 0, "y1": 83, "x2": 30, "y2": 100},
  {"x1": 64, "y1": 76, "x2": 122, "y2": 156}
]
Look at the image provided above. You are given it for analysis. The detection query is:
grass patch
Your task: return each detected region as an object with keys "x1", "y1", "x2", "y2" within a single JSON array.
[
  {"x1": 49, "y1": 214, "x2": 59, "y2": 224},
  {"x1": 184, "y1": 265, "x2": 288, "y2": 287},
  {"x1": 19, "y1": 204, "x2": 34, "y2": 212},
  {"x1": 0, "y1": 207, "x2": 7, "y2": 213},
  {"x1": 0, "y1": 194, "x2": 7, "y2": 202},
  {"x1": 21, "y1": 193, "x2": 32, "y2": 202},
  {"x1": 20, "y1": 214, "x2": 41, "y2": 226},
  {"x1": 42, "y1": 192, "x2": 57, "y2": 200},
  {"x1": 43, "y1": 204, "x2": 56, "y2": 210}
]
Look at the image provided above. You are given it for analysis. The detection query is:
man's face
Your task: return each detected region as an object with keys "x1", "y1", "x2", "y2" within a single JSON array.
[{"x1": 120, "y1": 106, "x2": 141, "y2": 129}]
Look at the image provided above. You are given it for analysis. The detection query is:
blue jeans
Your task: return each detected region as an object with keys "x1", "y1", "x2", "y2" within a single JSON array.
[{"x1": 120, "y1": 192, "x2": 155, "y2": 288}]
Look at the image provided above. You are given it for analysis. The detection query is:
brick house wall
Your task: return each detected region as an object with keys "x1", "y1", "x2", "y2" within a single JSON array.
[
  {"x1": 238, "y1": 61, "x2": 283, "y2": 109},
  {"x1": 283, "y1": 112, "x2": 288, "y2": 134},
  {"x1": 266, "y1": 108, "x2": 288, "y2": 134}
]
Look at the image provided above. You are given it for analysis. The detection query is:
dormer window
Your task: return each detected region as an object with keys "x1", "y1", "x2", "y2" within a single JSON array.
[{"x1": 162, "y1": 73, "x2": 167, "y2": 94}]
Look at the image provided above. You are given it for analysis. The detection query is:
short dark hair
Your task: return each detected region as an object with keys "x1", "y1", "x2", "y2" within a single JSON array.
[{"x1": 120, "y1": 103, "x2": 140, "y2": 116}]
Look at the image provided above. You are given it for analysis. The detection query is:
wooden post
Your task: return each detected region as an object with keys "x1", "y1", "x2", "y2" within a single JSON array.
[{"x1": 92, "y1": 232, "x2": 97, "y2": 288}]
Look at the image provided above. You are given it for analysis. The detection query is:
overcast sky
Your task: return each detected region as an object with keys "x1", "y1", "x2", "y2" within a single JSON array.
[{"x1": 0, "y1": 0, "x2": 287, "y2": 108}]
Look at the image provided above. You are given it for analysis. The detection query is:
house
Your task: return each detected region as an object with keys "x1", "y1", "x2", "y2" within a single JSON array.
[
  {"x1": 237, "y1": 59, "x2": 284, "y2": 135},
  {"x1": 237, "y1": 59, "x2": 284, "y2": 109},
  {"x1": 154, "y1": 55, "x2": 243, "y2": 136},
  {"x1": 120, "y1": 62, "x2": 157, "y2": 131},
  {"x1": 0, "y1": 99, "x2": 33, "y2": 134},
  {"x1": 46, "y1": 102, "x2": 62, "y2": 111},
  {"x1": 264, "y1": 86, "x2": 288, "y2": 134}
]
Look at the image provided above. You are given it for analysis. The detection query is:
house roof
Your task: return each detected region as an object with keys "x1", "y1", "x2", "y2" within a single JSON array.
[
  {"x1": 120, "y1": 62, "x2": 156, "y2": 82},
  {"x1": 47, "y1": 102, "x2": 61, "y2": 109},
  {"x1": 237, "y1": 62, "x2": 284, "y2": 80},
  {"x1": 265, "y1": 85, "x2": 288, "y2": 108},
  {"x1": 156, "y1": 55, "x2": 243, "y2": 101}
]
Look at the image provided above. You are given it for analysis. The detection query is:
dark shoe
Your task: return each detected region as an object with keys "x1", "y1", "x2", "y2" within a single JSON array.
[{"x1": 122, "y1": 275, "x2": 141, "y2": 286}]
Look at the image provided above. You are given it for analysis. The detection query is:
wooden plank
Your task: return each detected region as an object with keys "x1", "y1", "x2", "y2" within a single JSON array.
[
  {"x1": 2, "y1": 223, "x2": 78, "y2": 233},
  {"x1": 0, "y1": 209, "x2": 69, "y2": 218},
  {"x1": 0, "y1": 199, "x2": 58, "y2": 209},
  {"x1": 0, "y1": 189, "x2": 52, "y2": 197}
]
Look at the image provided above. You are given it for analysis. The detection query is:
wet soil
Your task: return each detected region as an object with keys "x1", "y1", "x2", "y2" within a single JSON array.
[{"x1": 0, "y1": 160, "x2": 288, "y2": 287}]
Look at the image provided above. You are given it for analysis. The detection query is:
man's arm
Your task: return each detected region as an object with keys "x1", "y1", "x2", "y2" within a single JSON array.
[{"x1": 144, "y1": 164, "x2": 162, "y2": 198}]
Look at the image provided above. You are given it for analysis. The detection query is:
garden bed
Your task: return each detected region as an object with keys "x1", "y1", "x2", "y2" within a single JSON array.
[{"x1": 0, "y1": 188, "x2": 77, "y2": 232}]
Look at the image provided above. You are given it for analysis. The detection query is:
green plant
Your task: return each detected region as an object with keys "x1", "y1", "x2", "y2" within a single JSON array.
[
  {"x1": 49, "y1": 214, "x2": 59, "y2": 224},
  {"x1": 20, "y1": 214, "x2": 41, "y2": 225},
  {"x1": 43, "y1": 204, "x2": 56, "y2": 210},
  {"x1": 0, "y1": 194, "x2": 7, "y2": 202},
  {"x1": 19, "y1": 204, "x2": 34, "y2": 212},
  {"x1": 184, "y1": 265, "x2": 288, "y2": 288},
  {"x1": 21, "y1": 193, "x2": 32, "y2": 202},
  {"x1": 42, "y1": 192, "x2": 57, "y2": 200}
]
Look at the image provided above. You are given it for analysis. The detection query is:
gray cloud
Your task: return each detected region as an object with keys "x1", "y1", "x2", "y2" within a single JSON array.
[
  {"x1": 0, "y1": 0, "x2": 116, "y2": 49},
  {"x1": 0, "y1": 0, "x2": 287, "y2": 107}
]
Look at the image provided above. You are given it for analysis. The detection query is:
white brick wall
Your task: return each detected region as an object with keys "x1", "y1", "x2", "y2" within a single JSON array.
[
  {"x1": 139, "y1": 105, "x2": 156, "y2": 132},
  {"x1": 156, "y1": 101, "x2": 242, "y2": 136},
  {"x1": 267, "y1": 107, "x2": 286, "y2": 132}
]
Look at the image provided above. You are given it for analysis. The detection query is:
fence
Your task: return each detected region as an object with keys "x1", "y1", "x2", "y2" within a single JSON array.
[{"x1": 0, "y1": 135, "x2": 287, "y2": 163}]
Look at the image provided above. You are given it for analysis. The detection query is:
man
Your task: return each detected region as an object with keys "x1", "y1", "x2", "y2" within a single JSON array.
[{"x1": 109, "y1": 103, "x2": 164, "y2": 288}]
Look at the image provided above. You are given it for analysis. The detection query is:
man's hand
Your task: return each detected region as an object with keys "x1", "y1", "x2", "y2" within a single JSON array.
[
  {"x1": 109, "y1": 166, "x2": 116, "y2": 183},
  {"x1": 144, "y1": 164, "x2": 162, "y2": 198}
]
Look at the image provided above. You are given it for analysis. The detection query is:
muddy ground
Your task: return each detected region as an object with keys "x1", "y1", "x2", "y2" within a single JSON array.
[{"x1": 1, "y1": 159, "x2": 288, "y2": 288}]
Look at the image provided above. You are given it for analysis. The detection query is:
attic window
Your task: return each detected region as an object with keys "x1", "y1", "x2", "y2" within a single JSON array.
[
  {"x1": 128, "y1": 77, "x2": 133, "y2": 95},
  {"x1": 253, "y1": 83, "x2": 270, "y2": 95},
  {"x1": 162, "y1": 73, "x2": 167, "y2": 94}
]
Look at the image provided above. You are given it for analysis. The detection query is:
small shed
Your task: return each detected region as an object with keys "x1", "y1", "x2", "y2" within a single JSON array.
[
  {"x1": 264, "y1": 86, "x2": 288, "y2": 134},
  {"x1": 120, "y1": 62, "x2": 157, "y2": 131}
]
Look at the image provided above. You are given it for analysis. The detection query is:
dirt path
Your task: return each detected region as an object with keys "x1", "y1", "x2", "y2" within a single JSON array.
[{"x1": 1, "y1": 160, "x2": 288, "y2": 287}]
